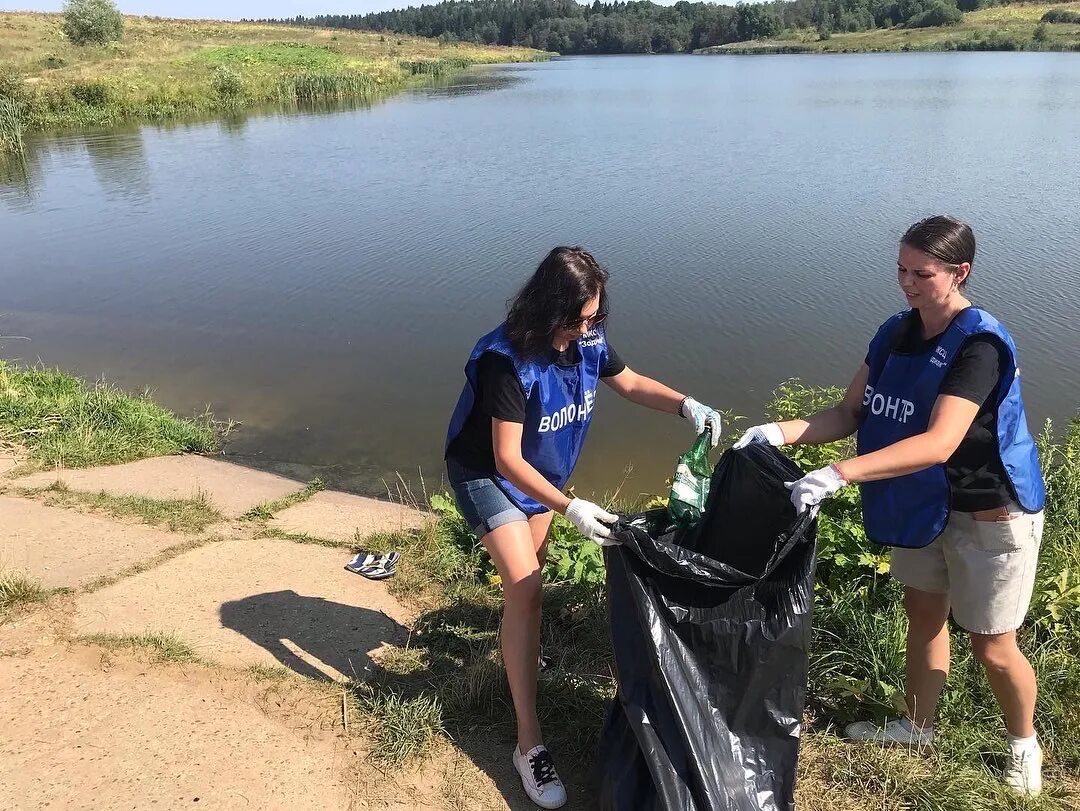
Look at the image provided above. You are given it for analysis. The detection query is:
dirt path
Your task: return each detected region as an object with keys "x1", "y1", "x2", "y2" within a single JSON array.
[
  {"x1": 0, "y1": 644, "x2": 352, "y2": 810},
  {"x1": 0, "y1": 453, "x2": 525, "y2": 811}
]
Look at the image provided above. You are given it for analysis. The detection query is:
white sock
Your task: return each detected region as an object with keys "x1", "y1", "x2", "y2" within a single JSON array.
[{"x1": 1008, "y1": 733, "x2": 1038, "y2": 754}]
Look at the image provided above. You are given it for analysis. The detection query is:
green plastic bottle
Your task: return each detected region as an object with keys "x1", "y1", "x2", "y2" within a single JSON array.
[{"x1": 668, "y1": 428, "x2": 713, "y2": 528}]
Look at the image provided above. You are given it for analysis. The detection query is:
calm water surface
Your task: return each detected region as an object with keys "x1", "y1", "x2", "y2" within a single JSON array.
[{"x1": 2, "y1": 53, "x2": 1079, "y2": 497}]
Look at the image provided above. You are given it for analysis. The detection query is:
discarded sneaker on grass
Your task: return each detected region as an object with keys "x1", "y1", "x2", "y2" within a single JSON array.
[{"x1": 345, "y1": 550, "x2": 400, "y2": 580}]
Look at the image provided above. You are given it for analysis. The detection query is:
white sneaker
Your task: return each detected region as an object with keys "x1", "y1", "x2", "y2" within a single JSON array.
[
  {"x1": 512, "y1": 744, "x2": 567, "y2": 809},
  {"x1": 1004, "y1": 741, "x2": 1042, "y2": 796},
  {"x1": 844, "y1": 718, "x2": 935, "y2": 750}
]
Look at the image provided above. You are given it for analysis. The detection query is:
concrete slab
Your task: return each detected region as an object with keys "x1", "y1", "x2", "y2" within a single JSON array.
[
  {"x1": 271, "y1": 489, "x2": 428, "y2": 543},
  {"x1": 18, "y1": 455, "x2": 304, "y2": 517},
  {"x1": 0, "y1": 495, "x2": 193, "y2": 589},
  {"x1": 75, "y1": 537, "x2": 410, "y2": 681}
]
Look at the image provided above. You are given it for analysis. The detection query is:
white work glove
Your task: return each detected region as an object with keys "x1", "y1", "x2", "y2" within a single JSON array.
[
  {"x1": 733, "y1": 422, "x2": 785, "y2": 450},
  {"x1": 565, "y1": 498, "x2": 619, "y2": 546},
  {"x1": 785, "y1": 465, "x2": 847, "y2": 515},
  {"x1": 680, "y1": 397, "x2": 721, "y2": 448}
]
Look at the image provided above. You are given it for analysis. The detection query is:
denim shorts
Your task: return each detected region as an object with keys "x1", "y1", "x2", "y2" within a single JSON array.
[{"x1": 447, "y1": 461, "x2": 531, "y2": 539}]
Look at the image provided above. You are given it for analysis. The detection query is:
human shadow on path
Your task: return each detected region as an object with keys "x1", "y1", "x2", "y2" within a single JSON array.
[{"x1": 219, "y1": 590, "x2": 408, "y2": 682}]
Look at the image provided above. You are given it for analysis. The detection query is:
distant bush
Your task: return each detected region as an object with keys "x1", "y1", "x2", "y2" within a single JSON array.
[
  {"x1": 211, "y1": 65, "x2": 245, "y2": 100},
  {"x1": 906, "y1": 1, "x2": 963, "y2": 28},
  {"x1": 69, "y1": 80, "x2": 110, "y2": 106},
  {"x1": 956, "y1": 29, "x2": 1023, "y2": 49},
  {"x1": 61, "y1": 0, "x2": 124, "y2": 46},
  {"x1": 1041, "y1": 8, "x2": 1080, "y2": 23},
  {"x1": 0, "y1": 64, "x2": 27, "y2": 103}
]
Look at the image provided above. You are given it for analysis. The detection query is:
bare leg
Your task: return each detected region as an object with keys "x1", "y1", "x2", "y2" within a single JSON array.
[
  {"x1": 970, "y1": 631, "x2": 1037, "y2": 738},
  {"x1": 482, "y1": 520, "x2": 545, "y2": 753},
  {"x1": 529, "y1": 511, "x2": 556, "y2": 567},
  {"x1": 904, "y1": 586, "x2": 952, "y2": 729}
]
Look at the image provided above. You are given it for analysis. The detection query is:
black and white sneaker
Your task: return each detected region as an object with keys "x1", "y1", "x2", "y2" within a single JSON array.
[
  {"x1": 512, "y1": 745, "x2": 566, "y2": 809},
  {"x1": 345, "y1": 550, "x2": 400, "y2": 580}
]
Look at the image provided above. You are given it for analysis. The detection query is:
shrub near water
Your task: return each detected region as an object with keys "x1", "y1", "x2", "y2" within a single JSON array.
[
  {"x1": 0, "y1": 97, "x2": 24, "y2": 154},
  {"x1": 0, "y1": 64, "x2": 27, "y2": 154},
  {"x1": 211, "y1": 65, "x2": 245, "y2": 101},
  {"x1": 61, "y1": 0, "x2": 124, "y2": 46}
]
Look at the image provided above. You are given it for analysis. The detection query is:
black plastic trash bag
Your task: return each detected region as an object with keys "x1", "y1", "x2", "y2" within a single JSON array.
[{"x1": 596, "y1": 444, "x2": 817, "y2": 811}]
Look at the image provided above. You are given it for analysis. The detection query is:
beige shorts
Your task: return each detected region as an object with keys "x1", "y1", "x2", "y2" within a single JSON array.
[{"x1": 890, "y1": 506, "x2": 1044, "y2": 635}]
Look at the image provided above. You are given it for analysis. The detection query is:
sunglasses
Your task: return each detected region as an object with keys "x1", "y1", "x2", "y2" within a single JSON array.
[{"x1": 561, "y1": 311, "x2": 608, "y2": 331}]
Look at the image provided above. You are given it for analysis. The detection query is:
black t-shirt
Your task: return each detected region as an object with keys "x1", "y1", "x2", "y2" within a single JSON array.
[
  {"x1": 446, "y1": 342, "x2": 626, "y2": 479},
  {"x1": 867, "y1": 310, "x2": 1013, "y2": 511}
]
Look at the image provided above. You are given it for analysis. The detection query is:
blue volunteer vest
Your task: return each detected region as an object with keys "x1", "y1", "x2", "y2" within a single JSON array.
[
  {"x1": 445, "y1": 324, "x2": 608, "y2": 514},
  {"x1": 857, "y1": 307, "x2": 1045, "y2": 549}
]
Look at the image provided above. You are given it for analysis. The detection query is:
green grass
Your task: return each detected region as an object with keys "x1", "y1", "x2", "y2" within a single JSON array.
[
  {"x1": 193, "y1": 42, "x2": 344, "y2": 70},
  {"x1": 246, "y1": 662, "x2": 294, "y2": 682},
  {"x1": 355, "y1": 683, "x2": 445, "y2": 765},
  {"x1": 31, "y1": 482, "x2": 223, "y2": 533},
  {"x1": 0, "y1": 96, "x2": 24, "y2": 154},
  {"x1": 254, "y1": 525, "x2": 358, "y2": 550},
  {"x1": 241, "y1": 478, "x2": 325, "y2": 520},
  {"x1": 698, "y1": 1, "x2": 1080, "y2": 54},
  {"x1": 0, "y1": 570, "x2": 49, "y2": 620},
  {"x1": 0, "y1": 12, "x2": 549, "y2": 137},
  {"x1": 81, "y1": 631, "x2": 200, "y2": 663},
  {"x1": 0, "y1": 360, "x2": 218, "y2": 469}
]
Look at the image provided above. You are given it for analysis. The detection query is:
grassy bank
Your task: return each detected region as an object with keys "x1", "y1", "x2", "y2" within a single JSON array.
[
  {"x1": 358, "y1": 381, "x2": 1080, "y2": 809},
  {"x1": 0, "y1": 13, "x2": 546, "y2": 147},
  {"x1": 697, "y1": 2, "x2": 1080, "y2": 53},
  {"x1": 0, "y1": 359, "x2": 218, "y2": 469}
]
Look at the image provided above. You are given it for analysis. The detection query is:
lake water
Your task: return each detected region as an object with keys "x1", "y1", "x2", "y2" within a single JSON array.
[{"x1": 3, "y1": 53, "x2": 1079, "y2": 499}]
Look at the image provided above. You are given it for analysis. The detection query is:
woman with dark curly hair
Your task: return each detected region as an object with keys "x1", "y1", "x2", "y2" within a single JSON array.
[{"x1": 445, "y1": 246, "x2": 721, "y2": 809}]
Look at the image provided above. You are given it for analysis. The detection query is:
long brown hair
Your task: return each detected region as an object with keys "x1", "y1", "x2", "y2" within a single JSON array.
[{"x1": 504, "y1": 246, "x2": 609, "y2": 359}]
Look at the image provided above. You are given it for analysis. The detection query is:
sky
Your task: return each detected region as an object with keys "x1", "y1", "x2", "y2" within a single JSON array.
[
  {"x1": 3, "y1": 0, "x2": 682, "y2": 20},
  {"x1": 4, "y1": 1, "x2": 397, "y2": 17}
]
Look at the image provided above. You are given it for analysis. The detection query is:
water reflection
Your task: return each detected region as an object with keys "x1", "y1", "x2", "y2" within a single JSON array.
[
  {"x1": 219, "y1": 112, "x2": 248, "y2": 137},
  {"x1": 84, "y1": 129, "x2": 151, "y2": 202},
  {"x1": 421, "y1": 68, "x2": 520, "y2": 98},
  {"x1": 0, "y1": 151, "x2": 38, "y2": 209},
  {"x1": 0, "y1": 64, "x2": 517, "y2": 200}
]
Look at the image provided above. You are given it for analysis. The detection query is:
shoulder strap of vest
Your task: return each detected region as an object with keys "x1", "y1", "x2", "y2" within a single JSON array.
[
  {"x1": 866, "y1": 311, "x2": 910, "y2": 375},
  {"x1": 942, "y1": 307, "x2": 1020, "y2": 406}
]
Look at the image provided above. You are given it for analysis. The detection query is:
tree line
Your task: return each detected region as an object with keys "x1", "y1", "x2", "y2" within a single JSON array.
[{"x1": 256, "y1": 0, "x2": 997, "y2": 54}]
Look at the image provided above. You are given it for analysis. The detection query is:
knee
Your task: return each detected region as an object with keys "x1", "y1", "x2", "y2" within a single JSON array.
[
  {"x1": 503, "y1": 570, "x2": 543, "y2": 614},
  {"x1": 971, "y1": 634, "x2": 1016, "y2": 672},
  {"x1": 904, "y1": 590, "x2": 950, "y2": 634}
]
